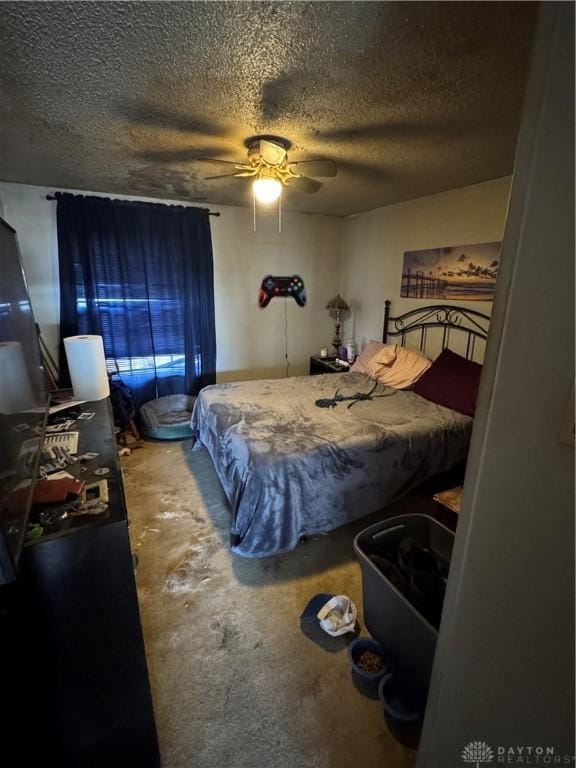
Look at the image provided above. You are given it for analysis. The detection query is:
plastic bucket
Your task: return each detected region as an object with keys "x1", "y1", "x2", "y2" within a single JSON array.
[
  {"x1": 378, "y1": 672, "x2": 427, "y2": 747},
  {"x1": 347, "y1": 637, "x2": 393, "y2": 699}
]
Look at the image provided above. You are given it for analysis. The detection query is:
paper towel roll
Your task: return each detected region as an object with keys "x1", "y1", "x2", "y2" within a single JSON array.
[
  {"x1": 64, "y1": 335, "x2": 110, "y2": 401},
  {"x1": 0, "y1": 341, "x2": 36, "y2": 414}
]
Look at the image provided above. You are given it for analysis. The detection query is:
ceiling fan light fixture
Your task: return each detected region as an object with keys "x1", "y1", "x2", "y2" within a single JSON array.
[{"x1": 253, "y1": 177, "x2": 282, "y2": 205}]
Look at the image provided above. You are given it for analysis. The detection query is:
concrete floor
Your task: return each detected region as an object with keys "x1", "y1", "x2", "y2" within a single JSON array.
[{"x1": 122, "y1": 440, "x2": 420, "y2": 768}]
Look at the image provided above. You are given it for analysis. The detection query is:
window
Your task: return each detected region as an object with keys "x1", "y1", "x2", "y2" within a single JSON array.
[{"x1": 57, "y1": 193, "x2": 216, "y2": 405}]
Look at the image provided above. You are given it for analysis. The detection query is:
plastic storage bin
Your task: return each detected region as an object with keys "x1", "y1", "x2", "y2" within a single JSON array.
[{"x1": 353, "y1": 514, "x2": 454, "y2": 693}]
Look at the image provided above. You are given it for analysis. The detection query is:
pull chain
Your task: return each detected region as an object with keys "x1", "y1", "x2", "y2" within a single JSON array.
[{"x1": 278, "y1": 193, "x2": 282, "y2": 234}]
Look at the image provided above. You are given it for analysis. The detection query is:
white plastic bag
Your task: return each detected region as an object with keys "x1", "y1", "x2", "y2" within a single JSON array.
[{"x1": 316, "y1": 594, "x2": 357, "y2": 636}]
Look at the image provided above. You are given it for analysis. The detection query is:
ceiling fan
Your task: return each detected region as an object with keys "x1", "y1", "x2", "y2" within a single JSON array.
[{"x1": 198, "y1": 135, "x2": 337, "y2": 203}]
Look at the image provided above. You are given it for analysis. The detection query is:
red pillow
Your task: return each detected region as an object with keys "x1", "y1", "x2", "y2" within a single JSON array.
[{"x1": 413, "y1": 348, "x2": 482, "y2": 417}]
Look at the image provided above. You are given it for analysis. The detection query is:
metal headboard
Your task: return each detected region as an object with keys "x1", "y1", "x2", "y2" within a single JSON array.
[{"x1": 382, "y1": 300, "x2": 490, "y2": 361}]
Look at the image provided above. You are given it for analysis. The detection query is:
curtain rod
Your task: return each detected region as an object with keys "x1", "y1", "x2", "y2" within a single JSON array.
[{"x1": 45, "y1": 194, "x2": 220, "y2": 216}]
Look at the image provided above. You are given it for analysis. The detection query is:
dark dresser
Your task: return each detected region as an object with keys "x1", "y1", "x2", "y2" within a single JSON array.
[{"x1": 2, "y1": 398, "x2": 160, "y2": 767}]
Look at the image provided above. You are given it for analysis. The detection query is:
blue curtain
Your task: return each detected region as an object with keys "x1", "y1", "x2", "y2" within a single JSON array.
[{"x1": 57, "y1": 193, "x2": 216, "y2": 406}]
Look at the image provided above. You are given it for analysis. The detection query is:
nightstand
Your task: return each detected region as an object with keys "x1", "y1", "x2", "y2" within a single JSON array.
[
  {"x1": 433, "y1": 485, "x2": 463, "y2": 531},
  {"x1": 309, "y1": 355, "x2": 350, "y2": 375}
]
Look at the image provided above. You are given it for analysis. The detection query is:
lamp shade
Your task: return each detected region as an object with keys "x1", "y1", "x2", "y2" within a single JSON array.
[
  {"x1": 253, "y1": 177, "x2": 282, "y2": 204},
  {"x1": 326, "y1": 294, "x2": 350, "y2": 311}
]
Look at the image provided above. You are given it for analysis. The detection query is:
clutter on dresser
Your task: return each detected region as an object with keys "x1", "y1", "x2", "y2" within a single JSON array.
[{"x1": 25, "y1": 398, "x2": 125, "y2": 542}]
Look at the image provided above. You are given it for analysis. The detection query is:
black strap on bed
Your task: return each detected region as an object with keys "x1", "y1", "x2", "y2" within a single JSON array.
[{"x1": 315, "y1": 380, "x2": 397, "y2": 410}]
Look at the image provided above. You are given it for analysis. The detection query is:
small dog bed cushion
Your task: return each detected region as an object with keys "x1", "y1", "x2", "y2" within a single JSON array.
[{"x1": 140, "y1": 394, "x2": 196, "y2": 440}]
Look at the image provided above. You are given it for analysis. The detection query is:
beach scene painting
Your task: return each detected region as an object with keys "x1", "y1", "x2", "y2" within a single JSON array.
[{"x1": 400, "y1": 242, "x2": 501, "y2": 301}]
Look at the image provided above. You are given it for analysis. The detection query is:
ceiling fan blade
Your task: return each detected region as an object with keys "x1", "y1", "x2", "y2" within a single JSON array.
[
  {"x1": 260, "y1": 72, "x2": 301, "y2": 122},
  {"x1": 196, "y1": 157, "x2": 246, "y2": 167},
  {"x1": 204, "y1": 172, "x2": 244, "y2": 180},
  {"x1": 133, "y1": 148, "x2": 221, "y2": 163},
  {"x1": 116, "y1": 101, "x2": 223, "y2": 137},
  {"x1": 204, "y1": 169, "x2": 258, "y2": 180},
  {"x1": 290, "y1": 160, "x2": 337, "y2": 177},
  {"x1": 337, "y1": 158, "x2": 394, "y2": 179},
  {"x1": 315, "y1": 119, "x2": 465, "y2": 143},
  {"x1": 287, "y1": 176, "x2": 323, "y2": 194},
  {"x1": 259, "y1": 139, "x2": 287, "y2": 166}
]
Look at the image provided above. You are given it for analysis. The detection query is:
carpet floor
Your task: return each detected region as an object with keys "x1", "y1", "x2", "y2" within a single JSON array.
[{"x1": 122, "y1": 440, "x2": 422, "y2": 768}]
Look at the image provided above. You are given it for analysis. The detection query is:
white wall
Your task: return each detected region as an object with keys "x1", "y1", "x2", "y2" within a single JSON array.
[
  {"x1": 419, "y1": 3, "x2": 574, "y2": 763},
  {"x1": 340, "y1": 177, "x2": 511, "y2": 359},
  {"x1": 0, "y1": 176, "x2": 514, "y2": 380},
  {"x1": 210, "y1": 204, "x2": 341, "y2": 381},
  {"x1": 0, "y1": 182, "x2": 342, "y2": 380}
]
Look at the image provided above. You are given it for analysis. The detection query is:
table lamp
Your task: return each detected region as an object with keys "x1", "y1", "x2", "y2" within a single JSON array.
[{"x1": 326, "y1": 294, "x2": 350, "y2": 355}]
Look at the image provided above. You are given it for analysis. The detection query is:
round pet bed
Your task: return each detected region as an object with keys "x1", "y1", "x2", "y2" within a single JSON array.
[{"x1": 140, "y1": 394, "x2": 196, "y2": 441}]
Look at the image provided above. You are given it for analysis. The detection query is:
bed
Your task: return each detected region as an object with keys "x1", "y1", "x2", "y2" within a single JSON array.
[{"x1": 191, "y1": 301, "x2": 490, "y2": 557}]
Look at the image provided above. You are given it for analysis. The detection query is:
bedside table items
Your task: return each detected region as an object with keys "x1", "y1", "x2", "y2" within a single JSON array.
[
  {"x1": 346, "y1": 339, "x2": 357, "y2": 364},
  {"x1": 326, "y1": 294, "x2": 350, "y2": 355},
  {"x1": 309, "y1": 355, "x2": 350, "y2": 375},
  {"x1": 320, "y1": 346, "x2": 329, "y2": 358}
]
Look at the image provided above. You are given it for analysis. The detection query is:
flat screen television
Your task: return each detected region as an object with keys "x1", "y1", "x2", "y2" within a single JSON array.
[{"x1": 0, "y1": 216, "x2": 49, "y2": 585}]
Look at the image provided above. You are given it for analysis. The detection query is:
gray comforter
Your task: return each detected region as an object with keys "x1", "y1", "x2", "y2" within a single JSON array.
[{"x1": 191, "y1": 372, "x2": 471, "y2": 557}]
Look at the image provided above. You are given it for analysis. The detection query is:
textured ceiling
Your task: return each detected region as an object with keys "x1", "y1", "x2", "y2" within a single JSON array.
[{"x1": 0, "y1": 1, "x2": 538, "y2": 216}]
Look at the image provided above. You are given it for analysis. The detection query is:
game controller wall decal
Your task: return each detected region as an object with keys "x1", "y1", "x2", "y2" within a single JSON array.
[{"x1": 258, "y1": 275, "x2": 307, "y2": 308}]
